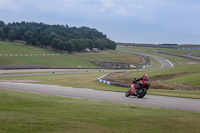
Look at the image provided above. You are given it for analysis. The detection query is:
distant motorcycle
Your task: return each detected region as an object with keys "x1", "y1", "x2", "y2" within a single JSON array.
[{"x1": 125, "y1": 81, "x2": 149, "y2": 98}]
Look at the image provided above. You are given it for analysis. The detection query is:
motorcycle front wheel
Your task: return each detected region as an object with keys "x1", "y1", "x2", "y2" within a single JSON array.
[
  {"x1": 125, "y1": 89, "x2": 131, "y2": 97},
  {"x1": 137, "y1": 88, "x2": 147, "y2": 98}
]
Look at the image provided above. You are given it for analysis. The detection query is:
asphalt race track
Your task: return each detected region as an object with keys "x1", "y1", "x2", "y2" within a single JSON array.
[
  {"x1": 0, "y1": 82, "x2": 200, "y2": 112},
  {"x1": 117, "y1": 49, "x2": 174, "y2": 68}
]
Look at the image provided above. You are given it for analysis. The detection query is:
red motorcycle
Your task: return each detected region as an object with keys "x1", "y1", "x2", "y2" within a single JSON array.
[{"x1": 125, "y1": 81, "x2": 149, "y2": 98}]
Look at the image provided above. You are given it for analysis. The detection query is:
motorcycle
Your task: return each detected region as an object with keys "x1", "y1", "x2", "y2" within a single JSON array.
[{"x1": 125, "y1": 81, "x2": 149, "y2": 98}]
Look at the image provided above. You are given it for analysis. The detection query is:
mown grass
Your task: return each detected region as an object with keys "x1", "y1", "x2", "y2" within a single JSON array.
[
  {"x1": 0, "y1": 41, "x2": 100, "y2": 68},
  {"x1": 0, "y1": 55, "x2": 100, "y2": 68},
  {"x1": 72, "y1": 50, "x2": 142, "y2": 64},
  {"x1": 166, "y1": 72, "x2": 200, "y2": 86},
  {"x1": 0, "y1": 41, "x2": 58, "y2": 54},
  {"x1": 0, "y1": 89, "x2": 200, "y2": 133}
]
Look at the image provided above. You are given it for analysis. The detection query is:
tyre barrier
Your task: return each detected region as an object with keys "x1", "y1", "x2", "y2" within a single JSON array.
[
  {"x1": 141, "y1": 65, "x2": 151, "y2": 69},
  {"x1": 97, "y1": 73, "x2": 112, "y2": 85}
]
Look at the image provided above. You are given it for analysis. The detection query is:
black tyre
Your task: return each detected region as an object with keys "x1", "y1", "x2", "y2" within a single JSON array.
[
  {"x1": 125, "y1": 89, "x2": 131, "y2": 97},
  {"x1": 137, "y1": 88, "x2": 147, "y2": 98}
]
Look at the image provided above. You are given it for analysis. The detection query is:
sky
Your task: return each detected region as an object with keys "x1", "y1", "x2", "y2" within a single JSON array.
[{"x1": 0, "y1": 0, "x2": 200, "y2": 44}]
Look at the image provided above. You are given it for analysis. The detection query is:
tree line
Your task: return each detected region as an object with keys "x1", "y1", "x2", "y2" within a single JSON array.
[{"x1": 0, "y1": 20, "x2": 116, "y2": 52}]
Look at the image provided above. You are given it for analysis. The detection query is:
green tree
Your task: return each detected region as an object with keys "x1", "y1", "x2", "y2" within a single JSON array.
[
  {"x1": 70, "y1": 39, "x2": 81, "y2": 51},
  {"x1": 40, "y1": 35, "x2": 48, "y2": 46},
  {"x1": 95, "y1": 38, "x2": 107, "y2": 50},
  {"x1": 64, "y1": 41, "x2": 75, "y2": 53},
  {"x1": 8, "y1": 30, "x2": 15, "y2": 41},
  {"x1": 67, "y1": 41, "x2": 75, "y2": 53},
  {"x1": 0, "y1": 28, "x2": 4, "y2": 38},
  {"x1": 0, "y1": 21, "x2": 5, "y2": 28},
  {"x1": 51, "y1": 38, "x2": 60, "y2": 49},
  {"x1": 22, "y1": 31, "x2": 33, "y2": 44},
  {"x1": 107, "y1": 40, "x2": 116, "y2": 49},
  {"x1": 86, "y1": 39, "x2": 95, "y2": 50},
  {"x1": 47, "y1": 32, "x2": 58, "y2": 45},
  {"x1": 13, "y1": 25, "x2": 21, "y2": 40},
  {"x1": 57, "y1": 40, "x2": 65, "y2": 50}
]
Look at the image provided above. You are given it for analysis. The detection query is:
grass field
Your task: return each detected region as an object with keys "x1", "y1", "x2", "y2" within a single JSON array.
[
  {"x1": 0, "y1": 41, "x2": 142, "y2": 68},
  {"x1": 0, "y1": 89, "x2": 200, "y2": 133},
  {"x1": 0, "y1": 41, "x2": 58, "y2": 54},
  {"x1": 71, "y1": 50, "x2": 142, "y2": 64},
  {"x1": 0, "y1": 55, "x2": 100, "y2": 68}
]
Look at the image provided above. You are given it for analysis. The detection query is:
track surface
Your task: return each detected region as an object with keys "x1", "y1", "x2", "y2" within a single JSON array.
[
  {"x1": 0, "y1": 82, "x2": 200, "y2": 112},
  {"x1": 117, "y1": 49, "x2": 174, "y2": 68}
]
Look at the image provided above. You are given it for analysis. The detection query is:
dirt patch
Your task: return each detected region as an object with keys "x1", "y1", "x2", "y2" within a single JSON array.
[{"x1": 0, "y1": 80, "x2": 38, "y2": 83}]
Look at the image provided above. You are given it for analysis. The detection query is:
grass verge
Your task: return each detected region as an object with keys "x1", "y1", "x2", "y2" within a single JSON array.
[{"x1": 0, "y1": 89, "x2": 200, "y2": 133}]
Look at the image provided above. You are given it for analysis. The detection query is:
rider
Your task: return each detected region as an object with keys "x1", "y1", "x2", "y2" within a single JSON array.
[{"x1": 133, "y1": 74, "x2": 150, "y2": 89}]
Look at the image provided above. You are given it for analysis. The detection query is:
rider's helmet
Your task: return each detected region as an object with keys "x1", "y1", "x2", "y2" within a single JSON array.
[{"x1": 143, "y1": 74, "x2": 148, "y2": 77}]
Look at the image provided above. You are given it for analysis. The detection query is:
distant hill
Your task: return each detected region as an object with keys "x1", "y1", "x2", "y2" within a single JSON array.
[{"x1": 0, "y1": 20, "x2": 116, "y2": 53}]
